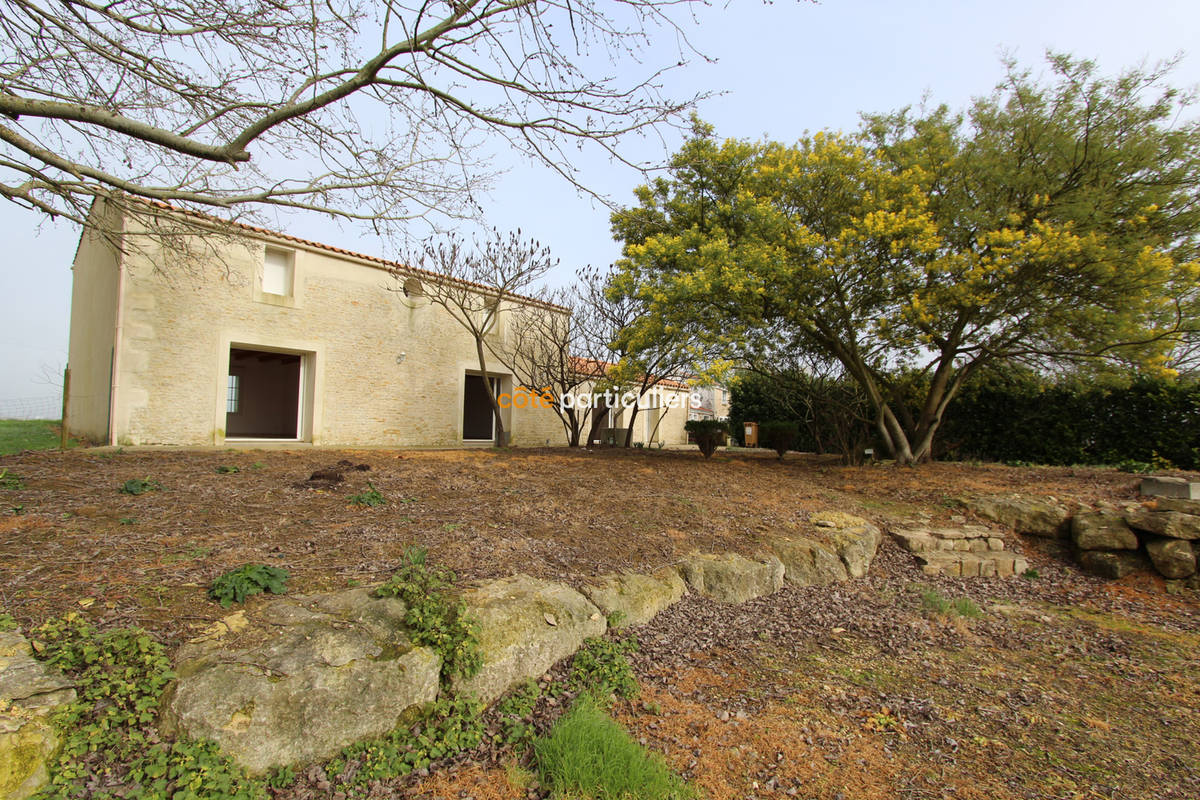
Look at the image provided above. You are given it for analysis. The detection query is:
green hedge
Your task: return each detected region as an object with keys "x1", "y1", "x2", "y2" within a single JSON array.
[{"x1": 938, "y1": 372, "x2": 1200, "y2": 468}]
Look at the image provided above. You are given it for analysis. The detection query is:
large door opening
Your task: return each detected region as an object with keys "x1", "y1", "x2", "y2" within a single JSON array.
[
  {"x1": 462, "y1": 374, "x2": 498, "y2": 441},
  {"x1": 226, "y1": 347, "x2": 302, "y2": 439}
]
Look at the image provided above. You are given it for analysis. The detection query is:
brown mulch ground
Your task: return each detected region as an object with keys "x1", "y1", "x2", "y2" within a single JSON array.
[
  {"x1": 3, "y1": 446, "x2": 1199, "y2": 799},
  {"x1": 0, "y1": 446, "x2": 1155, "y2": 645}
]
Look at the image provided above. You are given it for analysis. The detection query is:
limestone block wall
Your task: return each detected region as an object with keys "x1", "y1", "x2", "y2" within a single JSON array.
[{"x1": 72, "y1": 203, "x2": 568, "y2": 447}]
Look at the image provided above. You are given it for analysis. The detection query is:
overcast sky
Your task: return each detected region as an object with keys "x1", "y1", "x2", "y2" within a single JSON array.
[{"x1": 2, "y1": 0, "x2": 1199, "y2": 412}]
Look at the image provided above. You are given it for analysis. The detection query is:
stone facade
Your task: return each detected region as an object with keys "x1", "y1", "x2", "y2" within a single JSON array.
[{"x1": 66, "y1": 201, "x2": 691, "y2": 449}]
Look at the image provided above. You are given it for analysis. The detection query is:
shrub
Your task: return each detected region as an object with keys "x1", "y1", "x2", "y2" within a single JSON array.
[
  {"x1": 533, "y1": 694, "x2": 694, "y2": 800},
  {"x1": 208, "y1": 564, "x2": 289, "y2": 608},
  {"x1": 120, "y1": 477, "x2": 162, "y2": 495},
  {"x1": 376, "y1": 546, "x2": 481, "y2": 683},
  {"x1": 347, "y1": 481, "x2": 386, "y2": 507},
  {"x1": 758, "y1": 420, "x2": 799, "y2": 460},
  {"x1": 684, "y1": 419, "x2": 727, "y2": 459}
]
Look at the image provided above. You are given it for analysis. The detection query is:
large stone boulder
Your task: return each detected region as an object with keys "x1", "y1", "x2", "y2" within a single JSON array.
[
  {"x1": 676, "y1": 552, "x2": 785, "y2": 604},
  {"x1": 1078, "y1": 550, "x2": 1146, "y2": 580},
  {"x1": 966, "y1": 495, "x2": 1070, "y2": 538},
  {"x1": 1145, "y1": 538, "x2": 1197, "y2": 579},
  {"x1": 831, "y1": 526, "x2": 883, "y2": 579},
  {"x1": 1071, "y1": 512, "x2": 1138, "y2": 551},
  {"x1": 1150, "y1": 497, "x2": 1200, "y2": 516},
  {"x1": 1125, "y1": 510, "x2": 1200, "y2": 540},
  {"x1": 580, "y1": 569, "x2": 686, "y2": 629},
  {"x1": 453, "y1": 576, "x2": 606, "y2": 704},
  {"x1": 1, "y1": 631, "x2": 77, "y2": 800},
  {"x1": 769, "y1": 536, "x2": 848, "y2": 586},
  {"x1": 807, "y1": 512, "x2": 882, "y2": 578},
  {"x1": 161, "y1": 589, "x2": 440, "y2": 775}
]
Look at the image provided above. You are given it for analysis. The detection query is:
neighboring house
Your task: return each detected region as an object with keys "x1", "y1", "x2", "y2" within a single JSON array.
[
  {"x1": 687, "y1": 385, "x2": 731, "y2": 422},
  {"x1": 65, "y1": 198, "x2": 568, "y2": 447},
  {"x1": 566, "y1": 357, "x2": 692, "y2": 446}
]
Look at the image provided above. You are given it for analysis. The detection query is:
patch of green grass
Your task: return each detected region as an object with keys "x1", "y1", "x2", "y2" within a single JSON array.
[
  {"x1": 919, "y1": 588, "x2": 952, "y2": 615},
  {"x1": 215, "y1": 465, "x2": 240, "y2": 474},
  {"x1": 533, "y1": 694, "x2": 694, "y2": 800},
  {"x1": 0, "y1": 418, "x2": 72, "y2": 455},
  {"x1": 951, "y1": 597, "x2": 983, "y2": 618}
]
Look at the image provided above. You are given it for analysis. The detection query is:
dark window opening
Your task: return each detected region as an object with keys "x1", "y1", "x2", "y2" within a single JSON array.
[{"x1": 226, "y1": 347, "x2": 301, "y2": 438}]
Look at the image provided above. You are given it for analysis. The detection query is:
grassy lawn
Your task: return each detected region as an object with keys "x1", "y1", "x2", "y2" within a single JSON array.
[{"x1": 0, "y1": 418, "x2": 63, "y2": 455}]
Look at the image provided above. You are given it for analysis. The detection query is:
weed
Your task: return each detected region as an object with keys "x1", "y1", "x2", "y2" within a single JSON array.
[
  {"x1": 251, "y1": 461, "x2": 265, "y2": 470},
  {"x1": 442, "y1": 522, "x2": 461, "y2": 532},
  {"x1": 119, "y1": 516, "x2": 137, "y2": 525},
  {"x1": 864, "y1": 709, "x2": 903, "y2": 734},
  {"x1": 920, "y1": 587, "x2": 983, "y2": 619},
  {"x1": 266, "y1": 765, "x2": 296, "y2": 790},
  {"x1": 605, "y1": 610, "x2": 627, "y2": 629},
  {"x1": 493, "y1": 680, "x2": 542, "y2": 748},
  {"x1": 567, "y1": 636, "x2": 639, "y2": 705},
  {"x1": 347, "y1": 481, "x2": 385, "y2": 507},
  {"x1": 0, "y1": 467, "x2": 23, "y2": 489},
  {"x1": 0, "y1": 611, "x2": 16, "y2": 631},
  {"x1": 1116, "y1": 459, "x2": 1154, "y2": 474},
  {"x1": 120, "y1": 477, "x2": 163, "y2": 495},
  {"x1": 30, "y1": 614, "x2": 260, "y2": 799},
  {"x1": 376, "y1": 546, "x2": 481, "y2": 683},
  {"x1": 9, "y1": 504, "x2": 24, "y2": 515},
  {"x1": 1023, "y1": 567, "x2": 1041, "y2": 579},
  {"x1": 920, "y1": 588, "x2": 952, "y2": 615},
  {"x1": 951, "y1": 597, "x2": 983, "y2": 618},
  {"x1": 208, "y1": 563, "x2": 289, "y2": 608},
  {"x1": 215, "y1": 465, "x2": 240, "y2": 474},
  {"x1": 533, "y1": 693, "x2": 693, "y2": 800},
  {"x1": 334, "y1": 694, "x2": 484, "y2": 786}
]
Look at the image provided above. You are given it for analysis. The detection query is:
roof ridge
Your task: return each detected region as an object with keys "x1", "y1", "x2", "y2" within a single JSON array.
[{"x1": 121, "y1": 196, "x2": 569, "y2": 313}]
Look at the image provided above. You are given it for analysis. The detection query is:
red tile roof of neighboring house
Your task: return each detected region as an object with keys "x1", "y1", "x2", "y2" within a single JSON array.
[
  {"x1": 119, "y1": 196, "x2": 569, "y2": 312},
  {"x1": 568, "y1": 356, "x2": 690, "y2": 391}
]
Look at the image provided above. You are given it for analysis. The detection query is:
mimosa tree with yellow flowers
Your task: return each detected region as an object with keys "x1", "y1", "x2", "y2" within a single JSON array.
[{"x1": 611, "y1": 54, "x2": 1200, "y2": 465}]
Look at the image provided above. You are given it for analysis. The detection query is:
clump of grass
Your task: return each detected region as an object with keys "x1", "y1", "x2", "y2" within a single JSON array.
[
  {"x1": 920, "y1": 587, "x2": 983, "y2": 619},
  {"x1": 533, "y1": 694, "x2": 694, "y2": 800},
  {"x1": 951, "y1": 597, "x2": 982, "y2": 618},
  {"x1": 215, "y1": 465, "x2": 240, "y2": 474},
  {"x1": 0, "y1": 468, "x2": 24, "y2": 490}
]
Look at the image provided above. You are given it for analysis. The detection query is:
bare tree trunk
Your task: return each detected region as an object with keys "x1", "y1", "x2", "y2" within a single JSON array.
[{"x1": 475, "y1": 338, "x2": 507, "y2": 448}]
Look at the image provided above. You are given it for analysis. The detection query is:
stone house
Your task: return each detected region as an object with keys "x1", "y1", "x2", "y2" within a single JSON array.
[{"x1": 64, "y1": 198, "x2": 590, "y2": 448}]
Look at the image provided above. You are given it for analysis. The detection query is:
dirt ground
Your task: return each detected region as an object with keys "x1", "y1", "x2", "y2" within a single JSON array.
[{"x1": 2, "y1": 446, "x2": 1198, "y2": 798}]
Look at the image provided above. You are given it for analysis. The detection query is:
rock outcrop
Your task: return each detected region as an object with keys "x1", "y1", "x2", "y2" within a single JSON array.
[
  {"x1": 769, "y1": 536, "x2": 849, "y2": 586},
  {"x1": 676, "y1": 552, "x2": 785, "y2": 604},
  {"x1": 1, "y1": 631, "x2": 76, "y2": 800},
  {"x1": 1071, "y1": 512, "x2": 1138, "y2": 551},
  {"x1": 453, "y1": 575, "x2": 606, "y2": 704},
  {"x1": 965, "y1": 495, "x2": 1070, "y2": 538},
  {"x1": 580, "y1": 569, "x2": 686, "y2": 629},
  {"x1": 161, "y1": 589, "x2": 441, "y2": 775}
]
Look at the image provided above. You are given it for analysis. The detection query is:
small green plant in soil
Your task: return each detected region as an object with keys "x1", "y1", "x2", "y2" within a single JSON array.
[
  {"x1": 1023, "y1": 567, "x2": 1041, "y2": 579},
  {"x1": 30, "y1": 613, "x2": 261, "y2": 800},
  {"x1": 215, "y1": 464, "x2": 240, "y2": 474},
  {"x1": 119, "y1": 516, "x2": 137, "y2": 525},
  {"x1": 0, "y1": 467, "x2": 23, "y2": 489},
  {"x1": 208, "y1": 563, "x2": 290, "y2": 608},
  {"x1": 951, "y1": 597, "x2": 983, "y2": 618},
  {"x1": 329, "y1": 694, "x2": 484, "y2": 786},
  {"x1": 0, "y1": 611, "x2": 16, "y2": 631},
  {"x1": 120, "y1": 477, "x2": 163, "y2": 495},
  {"x1": 347, "y1": 481, "x2": 385, "y2": 507},
  {"x1": 533, "y1": 693, "x2": 694, "y2": 800},
  {"x1": 1116, "y1": 459, "x2": 1155, "y2": 474},
  {"x1": 920, "y1": 588, "x2": 983, "y2": 619},
  {"x1": 376, "y1": 546, "x2": 481, "y2": 683},
  {"x1": 492, "y1": 679, "x2": 542, "y2": 748},
  {"x1": 567, "y1": 636, "x2": 639, "y2": 705}
]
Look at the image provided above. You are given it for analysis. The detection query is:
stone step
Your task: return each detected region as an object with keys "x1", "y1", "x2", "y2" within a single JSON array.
[
  {"x1": 916, "y1": 551, "x2": 1029, "y2": 578},
  {"x1": 892, "y1": 528, "x2": 1006, "y2": 554},
  {"x1": 1140, "y1": 476, "x2": 1200, "y2": 500}
]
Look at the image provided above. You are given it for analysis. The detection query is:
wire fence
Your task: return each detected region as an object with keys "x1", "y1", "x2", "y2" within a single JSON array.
[{"x1": 0, "y1": 396, "x2": 62, "y2": 420}]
